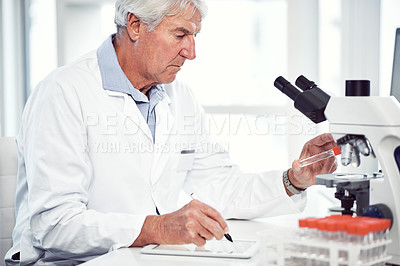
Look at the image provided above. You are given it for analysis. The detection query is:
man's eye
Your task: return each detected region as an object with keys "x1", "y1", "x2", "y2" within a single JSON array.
[{"x1": 176, "y1": 34, "x2": 185, "y2": 38}]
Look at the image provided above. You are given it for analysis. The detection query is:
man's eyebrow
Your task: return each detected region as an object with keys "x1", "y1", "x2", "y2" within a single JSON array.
[{"x1": 173, "y1": 27, "x2": 192, "y2": 34}]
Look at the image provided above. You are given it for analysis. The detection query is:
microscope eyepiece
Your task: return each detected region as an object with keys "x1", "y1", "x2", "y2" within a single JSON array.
[
  {"x1": 274, "y1": 76, "x2": 301, "y2": 101},
  {"x1": 295, "y1": 75, "x2": 317, "y2": 91},
  {"x1": 274, "y1": 76, "x2": 289, "y2": 91}
]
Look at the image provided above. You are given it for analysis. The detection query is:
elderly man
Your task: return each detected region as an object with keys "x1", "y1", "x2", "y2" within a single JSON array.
[{"x1": 5, "y1": 0, "x2": 336, "y2": 265}]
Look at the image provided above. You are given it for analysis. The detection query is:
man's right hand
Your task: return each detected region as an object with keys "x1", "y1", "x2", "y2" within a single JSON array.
[{"x1": 131, "y1": 199, "x2": 229, "y2": 247}]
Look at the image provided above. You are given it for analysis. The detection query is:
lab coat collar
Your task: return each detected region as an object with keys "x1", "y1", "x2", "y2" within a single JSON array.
[
  {"x1": 97, "y1": 34, "x2": 167, "y2": 104},
  {"x1": 97, "y1": 34, "x2": 139, "y2": 97}
]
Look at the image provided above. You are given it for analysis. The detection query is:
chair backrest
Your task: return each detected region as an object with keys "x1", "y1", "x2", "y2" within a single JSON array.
[{"x1": 0, "y1": 137, "x2": 17, "y2": 266}]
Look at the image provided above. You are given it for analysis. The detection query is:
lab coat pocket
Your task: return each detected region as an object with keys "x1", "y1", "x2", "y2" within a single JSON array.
[{"x1": 176, "y1": 150, "x2": 195, "y2": 172}]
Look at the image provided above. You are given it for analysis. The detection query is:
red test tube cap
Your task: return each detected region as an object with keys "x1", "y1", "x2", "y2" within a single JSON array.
[
  {"x1": 299, "y1": 219, "x2": 308, "y2": 228},
  {"x1": 307, "y1": 218, "x2": 319, "y2": 229},
  {"x1": 332, "y1": 146, "x2": 341, "y2": 156},
  {"x1": 356, "y1": 223, "x2": 370, "y2": 236}
]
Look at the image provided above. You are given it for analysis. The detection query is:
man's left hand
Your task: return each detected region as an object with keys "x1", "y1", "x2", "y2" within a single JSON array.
[{"x1": 288, "y1": 133, "x2": 337, "y2": 191}]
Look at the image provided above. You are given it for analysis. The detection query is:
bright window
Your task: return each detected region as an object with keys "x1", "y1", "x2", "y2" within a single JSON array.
[{"x1": 179, "y1": 0, "x2": 288, "y2": 107}]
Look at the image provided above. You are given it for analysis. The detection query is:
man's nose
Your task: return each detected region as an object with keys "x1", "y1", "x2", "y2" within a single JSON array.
[{"x1": 180, "y1": 36, "x2": 196, "y2": 60}]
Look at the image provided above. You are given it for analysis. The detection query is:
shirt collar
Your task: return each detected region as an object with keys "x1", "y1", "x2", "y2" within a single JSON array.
[{"x1": 97, "y1": 34, "x2": 166, "y2": 103}]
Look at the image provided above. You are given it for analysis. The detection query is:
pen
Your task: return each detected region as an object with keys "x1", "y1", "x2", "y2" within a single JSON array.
[{"x1": 190, "y1": 193, "x2": 233, "y2": 243}]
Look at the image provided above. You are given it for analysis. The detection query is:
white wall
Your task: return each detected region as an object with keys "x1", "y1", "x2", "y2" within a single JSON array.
[{"x1": 341, "y1": 0, "x2": 380, "y2": 95}]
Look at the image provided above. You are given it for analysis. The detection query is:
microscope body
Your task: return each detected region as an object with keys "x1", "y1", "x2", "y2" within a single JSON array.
[
  {"x1": 325, "y1": 96, "x2": 400, "y2": 264},
  {"x1": 274, "y1": 76, "x2": 400, "y2": 264}
]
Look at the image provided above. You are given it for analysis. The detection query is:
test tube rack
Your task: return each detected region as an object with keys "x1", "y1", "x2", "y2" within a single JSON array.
[
  {"x1": 282, "y1": 236, "x2": 391, "y2": 266},
  {"x1": 258, "y1": 222, "x2": 392, "y2": 266}
]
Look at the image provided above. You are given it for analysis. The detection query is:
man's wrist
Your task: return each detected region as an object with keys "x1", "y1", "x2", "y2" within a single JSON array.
[
  {"x1": 131, "y1": 215, "x2": 161, "y2": 247},
  {"x1": 283, "y1": 169, "x2": 306, "y2": 195}
]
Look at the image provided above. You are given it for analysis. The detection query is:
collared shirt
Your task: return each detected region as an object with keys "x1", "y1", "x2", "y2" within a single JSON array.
[{"x1": 97, "y1": 34, "x2": 166, "y2": 142}]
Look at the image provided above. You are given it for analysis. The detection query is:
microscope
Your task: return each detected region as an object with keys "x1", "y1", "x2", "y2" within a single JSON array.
[{"x1": 274, "y1": 75, "x2": 400, "y2": 265}]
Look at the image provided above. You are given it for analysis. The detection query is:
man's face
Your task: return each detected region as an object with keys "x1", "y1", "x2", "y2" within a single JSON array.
[{"x1": 135, "y1": 6, "x2": 202, "y2": 85}]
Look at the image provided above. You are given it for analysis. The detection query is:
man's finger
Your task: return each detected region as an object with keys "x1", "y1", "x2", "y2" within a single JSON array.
[
  {"x1": 292, "y1": 160, "x2": 302, "y2": 172},
  {"x1": 309, "y1": 133, "x2": 335, "y2": 147},
  {"x1": 192, "y1": 234, "x2": 207, "y2": 247},
  {"x1": 320, "y1": 156, "x2": 336, "y2": 174},
  {"x1": 189, "y1": 200, "x2": 228, "y2": 239},
  {"x1": 197, "y1": 214, "x2": 225, "y2": 240},
  {"x1": 197, "y1": 226, "x2": 214, "y2": 241},
  {"x1": 321, "y1": 141, "x2": 337, "y2": 151},
  {"x1": 195, "y1": 201, "x2": 228, "y2": 233}
]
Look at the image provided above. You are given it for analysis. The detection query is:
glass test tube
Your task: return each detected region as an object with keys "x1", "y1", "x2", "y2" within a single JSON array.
[{"x1": 299, "y1": 146, "x2": 341, "y2": 168}]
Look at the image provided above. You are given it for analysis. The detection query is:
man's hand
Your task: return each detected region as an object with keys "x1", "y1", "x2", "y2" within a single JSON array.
[
  {"x1": 288, "y1": 133, "x2": 337, "y2": 192},
  {"x1": 131, "y1": 200, "x2": 229, "y2": 247}
]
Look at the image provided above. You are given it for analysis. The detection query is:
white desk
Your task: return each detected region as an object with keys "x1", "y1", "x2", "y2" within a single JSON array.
[
  {"x1": 80, "y1": 215, "x2": 301, "y2": 266},
  {"x1": 80, "y1": 186, "x2": 337, "y2": 265}
]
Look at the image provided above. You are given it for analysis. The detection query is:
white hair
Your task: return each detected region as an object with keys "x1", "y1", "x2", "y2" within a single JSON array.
[{"x1": 114, "y1": 0, "x2": 207, "y2": 32}]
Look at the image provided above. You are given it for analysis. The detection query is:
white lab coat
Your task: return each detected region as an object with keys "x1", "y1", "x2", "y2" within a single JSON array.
[{"x1": 5, "y1": 50, "x2": 305, "y2": 265}]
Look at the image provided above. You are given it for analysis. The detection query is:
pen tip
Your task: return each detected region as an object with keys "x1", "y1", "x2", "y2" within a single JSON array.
[{"x1": 225, "y1": 234, "x2": 233, "y2": 242}]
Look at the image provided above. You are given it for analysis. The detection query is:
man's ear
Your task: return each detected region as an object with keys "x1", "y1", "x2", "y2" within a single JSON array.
[{"x1": 126, "y1": 13, "x2": 142, "y2": 41}]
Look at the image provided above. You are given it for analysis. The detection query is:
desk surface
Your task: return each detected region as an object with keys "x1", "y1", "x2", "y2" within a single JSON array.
[{"x1": 80, "y1": 215, "x2": 301, "y2": 266}]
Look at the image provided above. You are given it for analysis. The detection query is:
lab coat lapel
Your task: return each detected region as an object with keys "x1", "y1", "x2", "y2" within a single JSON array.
[
  {"x1": 105, "y1": 91, "x2": 153, "y2": 142},
  {"x1": 123, "y1": 94, "x2": 153, "y2": 142},
  {"x1": 150, "y1": 94, "x2": 174, "y2": 185}
]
